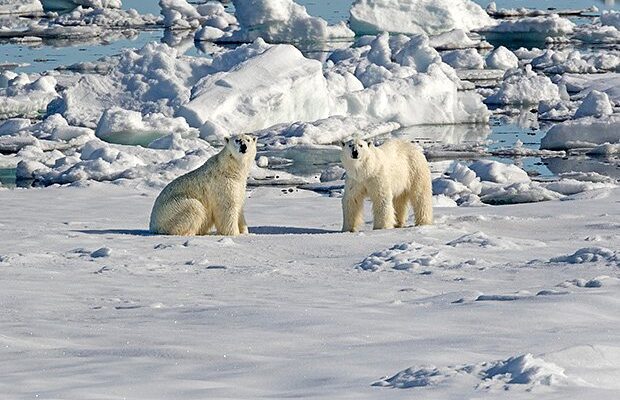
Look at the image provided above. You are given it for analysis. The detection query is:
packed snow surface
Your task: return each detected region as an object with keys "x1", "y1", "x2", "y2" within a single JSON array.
[{"x1": 0, "y1": 184, "x2": 618, "y2": 399}]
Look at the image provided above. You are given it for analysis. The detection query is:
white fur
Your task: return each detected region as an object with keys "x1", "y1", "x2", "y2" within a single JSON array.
[
  {"x1": 150, "y1": 134, "x2": 257, "y2": 236},
  {"x1": 341, "y1": 138, "x2": 433, "y2": 232}
]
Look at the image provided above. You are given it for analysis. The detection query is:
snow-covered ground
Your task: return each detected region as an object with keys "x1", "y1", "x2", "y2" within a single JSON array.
[
  {"x1": 1, "y1": 0, "x2": 619, "y2": 398},
  {"x1": 0, "y1": 183, "x2": 618, "y2": 398}
]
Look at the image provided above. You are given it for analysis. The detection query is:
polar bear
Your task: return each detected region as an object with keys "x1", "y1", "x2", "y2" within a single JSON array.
[
  {"x1": 149, "y1": 134, "x2": 257, "y2": 236},
  {"x1": 340, "y1": 138, "x2": 432, "y2": 232}
]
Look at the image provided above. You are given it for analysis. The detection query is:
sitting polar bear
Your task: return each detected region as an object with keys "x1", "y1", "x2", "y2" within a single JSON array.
[
  {"x1": 340, "y1": 138, "x2": 432, "y2": 232},
  {"x1": 150, "y1": 134, "x2": 257, "y2": 236}
]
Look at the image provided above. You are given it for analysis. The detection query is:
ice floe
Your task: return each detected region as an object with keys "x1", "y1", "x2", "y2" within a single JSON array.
[{"x1": 349, "y1": 0, "x2": 495, "y2": 36}]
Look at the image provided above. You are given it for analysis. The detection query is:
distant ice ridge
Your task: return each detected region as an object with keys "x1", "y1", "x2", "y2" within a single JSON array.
[
  {"x1": 349, "y1": 0, "x2": 495, "y2": 36},
  {"x1": 0, "y1": 0, "x2": 43, "y2": 15},
  {"x1": 0, "y1": 0, "x2": 159, "y2": 38},
  {"x1": 482, "y1": 14, "x2": 575, "y2": 36}
]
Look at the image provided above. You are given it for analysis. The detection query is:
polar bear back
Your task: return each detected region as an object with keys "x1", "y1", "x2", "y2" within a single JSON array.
[{"x1": 371, "y1": 139, "x2": 429, "y2": 194}]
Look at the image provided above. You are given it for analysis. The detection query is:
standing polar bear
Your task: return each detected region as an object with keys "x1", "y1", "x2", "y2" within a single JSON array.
[
  {"x1": 341, "y1": 138, "x2": 433, "y2": 232},
  {"x1": 150, "y1": 134, "x2": 257, "y2": 236}
]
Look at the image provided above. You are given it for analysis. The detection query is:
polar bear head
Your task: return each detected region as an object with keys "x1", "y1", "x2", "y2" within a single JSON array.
[
  {"x1": 341, "y1": 138, "x2": 374, "y2": 165},
  {"x1": 225, "y1": 134, "x2": 257, "y2": 161}
]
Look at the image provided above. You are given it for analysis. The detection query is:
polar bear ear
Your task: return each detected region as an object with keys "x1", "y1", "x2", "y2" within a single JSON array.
[
  {"x1": 366, "y1": 140, "x2": 374, "y2": 147},
  {"x1": 340, "y1": 140, "x2": 346, "y2": 147},
  {"x1": 252, "y1": 136, "x2": 257, "y2": 143},
  {"x1": 225, "y1": 137, "x2": 230, "y2": 143}
]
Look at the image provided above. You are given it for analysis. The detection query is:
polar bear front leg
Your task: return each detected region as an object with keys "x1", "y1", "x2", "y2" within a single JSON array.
[
  {"x1": 370, "y1": 187, "x2": 395, "y2": 230},
  {"x1": 342, "y1": 181, "x2": 365, "y2": 232},
  {"x1": 237, "y1": 209, "x2": 249, "y2": 234},
  {"x1": 393, "y1": 192, "x2": 410, "y2": 228}
]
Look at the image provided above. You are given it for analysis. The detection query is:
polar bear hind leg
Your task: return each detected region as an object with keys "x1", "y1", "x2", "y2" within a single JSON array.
[
  {"x1": 411, "y1": 188, "x2": 433, "y2": 226},
  {"x1": 153, "y1": 197, "x2": 207, "y2": 236}
]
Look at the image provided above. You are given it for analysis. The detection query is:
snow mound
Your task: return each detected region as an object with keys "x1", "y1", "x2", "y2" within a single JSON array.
[
  {"x1": 550, "y1": 247, "x2": 617, "y2": 264},
  {"x1": 446, "y1": 231, "x2": 519, "y2": 249},
  {"x1": 374, "y1": 353, "x2": 573, "y2": 390},
  {"x1": 356, "y1": 242, "x2": 475, "y2": 272},
  {"x1": 226, "y1": 0, "x2": 354, "y2": 43},
  {"x1": 478, "y1": 354, "x2": 569, "y2": 388},
  {"x1": 541, "y1": 115, "x2": 620, "y2": 151},
  {"x1": 485, "y1": 65, "x2": 560, "y2": 105},
  {"x1": 349, "y1": 0, "x2": 495, "y2": 36},
  {"x1": 356, "y1": 243, "x2": 440, "y2": 271}
]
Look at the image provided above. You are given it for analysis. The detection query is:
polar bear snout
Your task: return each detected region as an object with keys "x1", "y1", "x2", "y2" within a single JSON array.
[
  {"x1": 239, "y1": 142, "x2": 247, "y2": 154},
  {"x1": 351, "y1": 148, "x2": 359, "y2": 159}
]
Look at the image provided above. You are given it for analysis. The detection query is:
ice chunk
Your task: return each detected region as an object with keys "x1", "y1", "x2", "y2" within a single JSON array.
[
  {"x1": 428, "y1": 29, "x2": 488, "y2": 50},
  {"x1": 226, "y1": 0, "x2": 354, "y2": 43},
  {"x1": 349, "y1": 0, "x2": 495, "y2": 36},
  {"x1": 485, "y1": 46, "x2": 518, "y2": 70},
  {"x1": 0, "y1": 74, "x2": 59, "y2": 119},
  {"x1": 541, "y1": 115, "x2": 620, "y2": 150},
  {"x1": 441, "y1": 48, "x2": 484, "y2": 69},
  {"x1": 95, "y1": 107, "x2": 198, "y2": 145},
  {"x1": 573, "y1": 90, "x2": 613, "y2": 119},
  {"x1": 178, "y1": 44, "x2": 332, "y2": 140},
  {"x1": 485, "y1": 65, "x2": 560, "y2": 105},
  {"x1": 469, "y1": 160, "x2": 530, "y2": 184}
]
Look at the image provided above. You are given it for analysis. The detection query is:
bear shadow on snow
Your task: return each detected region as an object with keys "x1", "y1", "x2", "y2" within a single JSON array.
[
  {"x1": 76, "y1": 229, "x2": 155, "y2": 236},
  {"x1": 77, "y1": 226, "x2": 336, "y2": 236},
  {"x1": 249, "y1": 226, "x2": 337, "y2": 235}
]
